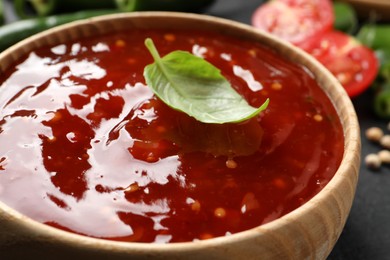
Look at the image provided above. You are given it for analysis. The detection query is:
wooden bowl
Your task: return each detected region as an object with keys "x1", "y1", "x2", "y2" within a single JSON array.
[{"x1": 0, "y1": 12, "x2": 360, "y2": 259}]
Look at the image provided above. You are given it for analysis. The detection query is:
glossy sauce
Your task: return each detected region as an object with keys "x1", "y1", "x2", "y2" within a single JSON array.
[{"x1": 0, "y1": 29, "x2": 344, "y2": 243}]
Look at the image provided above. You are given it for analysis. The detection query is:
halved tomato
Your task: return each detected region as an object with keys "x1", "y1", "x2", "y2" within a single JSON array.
[
  {"x1": 252, "y1": 0, "x2": 334, "y2": 45},
  {"x1": 300, "y1": 30, "x2": 379, "y2": 97}
]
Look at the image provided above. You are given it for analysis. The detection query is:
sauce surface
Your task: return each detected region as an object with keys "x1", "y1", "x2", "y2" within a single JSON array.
[{"x1": 0, "y1": 29, "x2": 344, "y2": 243}]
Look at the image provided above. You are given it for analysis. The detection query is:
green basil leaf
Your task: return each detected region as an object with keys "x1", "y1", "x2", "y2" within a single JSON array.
[{"x1": 143, "y1": 38, "x2": 269, "y2": 124}]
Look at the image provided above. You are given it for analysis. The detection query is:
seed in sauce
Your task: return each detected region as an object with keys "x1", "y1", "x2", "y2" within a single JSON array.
[
  {"x1": 271, "y1": 82, "x2": 283, "y2": 90},
  {"x1": 273, "y1": 177, "x2": 288, "y2": 190},
  {"x1": 115, "y1": 39, "x2": 126, "y2": 48},
  {"x1": 164, "y1": 33, "x2": 176, "y2": 42},
  {"x1": 313, "y1": 114, "x2": 323, "y2": 122},
  {"x1": 214, "y1": 207, "x2": 227, "y2": 218},
  {"x1": 125, "y1": 183, "x2": 139, "y2": 193},
  {"x1": 241, "y1": 192, "x2": 260, "y2": 212},
  {"x1": 47, "y1": 136, "x2": 57, "y2": 143},
  {"x1": 226, "y1": 159, "x2": 237, "y2": 169},
  {"x1": 199, "y1": 233, "x2": 214, "y2": 240},
  {"x1": 248, "y1": 49, "x2": 257, "y2": 57},
  {"x1": 190, "y1": 200, "x2": 201, "y2": 213}
]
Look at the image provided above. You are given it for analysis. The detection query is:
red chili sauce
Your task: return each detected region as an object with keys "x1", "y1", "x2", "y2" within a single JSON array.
[{"x1": 0, "y1": 29, "x2": 344, "y2": 243}]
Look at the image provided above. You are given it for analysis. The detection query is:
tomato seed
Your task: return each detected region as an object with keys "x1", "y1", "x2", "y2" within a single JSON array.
[
  {"x1": 125, "y1": 183, "x2": 139, "y2": 193},
  {"x1": 271, "y1": 82, "x2": 282, "y2": 90},
  {"x1": 191, "y1": 200, "x2": 201, "y2": 212},
  {"x1": 164, "y1": 34, "x2": 176, "y2": 42},
  {"x1": 226, "y1": 159, "x2": 237, "y2": 169},
  {"x1": 115, "y1": 40, "x2": 126, "y2": 47},
  {"x1": 199, "y1": 233, "x2": 213, "y2": 240},
  {"x1": 214, "y1": 207, "x2": 226, "y2": 218},
  {"x1": 313, "y1": 114, "x2": 323, "y2": 122}
]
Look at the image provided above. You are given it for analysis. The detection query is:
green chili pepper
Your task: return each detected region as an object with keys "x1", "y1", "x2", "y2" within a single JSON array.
[
  {"x1": 376, "y1": 50, "x2": 390, "y2": 79},
  {"x1": 14, "y1": 0, "x2": 116, "y2": 19},
  {"x1": 0, "y1": 9, "x2": 118, "y2": 52},
  {"x1": 370, "y1": 49, "x2": 390, "y2": 100},
  {"x1": 115, "y1": 0, "x2": 215, "y2": 12},
  {"x1": 355, "y1": 24, "x2": 390, "y2": 118},
  {"x1": 333, "y1": 1, "x2": 357, "y2": 34},
  {"x1": 0, "y1": 0, "x2": 4, "y2": 25},
  {"x1": 374, "y1": 82, "x2": 390, "y2": 119},
  {"x1": 373, "y1": 60, "x2": 390, "y2": 119},
  {"x1": 14, "y1": 0, "x2": 57, "y2": 18},
  {"x1": 357, "y1": 24, "x2": 390, "y2": 50}
]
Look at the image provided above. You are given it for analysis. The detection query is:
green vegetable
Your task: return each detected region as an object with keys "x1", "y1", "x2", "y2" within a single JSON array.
[
  {"x1": 376, "y1": 50, "x2": 390, "y2": 82},
  {"x1": 373, "y1": 58, "x2": 390, "y2": 119},
  {"x1": 13, "y1": 0, "x2": 116, "y2": 18},
  {"x1": 0, "y1": 0, "x2": 4, "y2": 25},
  {"x1": 356, "y1": 25, "x2": 390, "y2": 118},
  {"x1": 357, "y1": 24, "x2": 390, "y2": 50},
  {"x1": 333, "y1": 1, "x2": 357, "y2": 34},
  {"x1": 13, "y1": 0, "x2": 215, "y2": 18},
  {"x1": 374, "y1": 82, "x2": 390, "y2": 119},
  {"x1": 115, "y1": 0, "x2": 215, "y2": 12},
  {"x1": 143, "y1": 38, "x2": 269, "y2": 124},
  {"x1": 0, "y1": 9, "x2": 118, "y2": 52},
  {"x1": 14, "y1": 0, "x2": 57, "y2": 18}
]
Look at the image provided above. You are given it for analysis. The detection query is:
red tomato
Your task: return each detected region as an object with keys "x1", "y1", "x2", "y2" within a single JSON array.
[
  {"x1": 252, "y1": 0, "x2": 334, "y2": 45},
  {"x1": 300, "y1": 30, "x2": 379, "y2": 97}
]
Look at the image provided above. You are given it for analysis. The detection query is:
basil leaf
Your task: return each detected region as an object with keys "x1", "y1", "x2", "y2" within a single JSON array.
[{"x1": 143, "y1": 38, "x2": 269, "y2": 124}]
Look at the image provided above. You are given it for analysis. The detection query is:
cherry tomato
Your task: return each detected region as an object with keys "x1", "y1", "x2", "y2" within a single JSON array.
[
  {"x1": 300, "y1": 30, "x2": 379, "y2": 97},
  {"x1": 252, "y1": 0, "x2": 334, "y2": 45}
]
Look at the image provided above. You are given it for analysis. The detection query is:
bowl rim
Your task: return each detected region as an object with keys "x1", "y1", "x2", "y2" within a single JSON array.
[{"x1": 0, "y1": 11, "x2": 360, "y2": 253}]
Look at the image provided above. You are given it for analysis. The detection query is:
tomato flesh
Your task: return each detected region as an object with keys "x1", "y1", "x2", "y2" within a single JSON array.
[
  {"x1": 252, "y1": 0, "x2": 334, "y2": 45},
  {"x1": 252, "y1": 0, "x2": 378, "y2": 97},
  {"x1": 300, "y1": 30, "x2": 379, "y2": 97}
]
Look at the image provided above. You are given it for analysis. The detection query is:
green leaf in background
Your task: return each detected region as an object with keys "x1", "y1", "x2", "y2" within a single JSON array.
[
  {"x1": 13, "y1": 0, "x2": 116, "y2": 18},
  {"x1": 143, "y1": 38, "x2": 269, "y2": 124},
  {"x1": 0, "y1": 10, "x2": 118, "y2": 52},
  {"x1": 115, "y1": 0, "x2": 215, "y2": 12},
  {"x1": 333, "y1": 1, "x2": 357, "y2": 34},
  {"x1": 13, "y1": 0, "x2": 57, "y2": 18},
  {"x1": 0, "y1": 0, "x2": 4, "y2": 25}
]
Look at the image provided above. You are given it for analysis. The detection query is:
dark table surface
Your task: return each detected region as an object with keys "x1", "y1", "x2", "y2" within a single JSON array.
[
  {"x1": 2, "y1": 0, "x2": 390, "y2": 259},
  {"x1": 206, "y1": 1, "x2": 390, "y2": 259}
]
